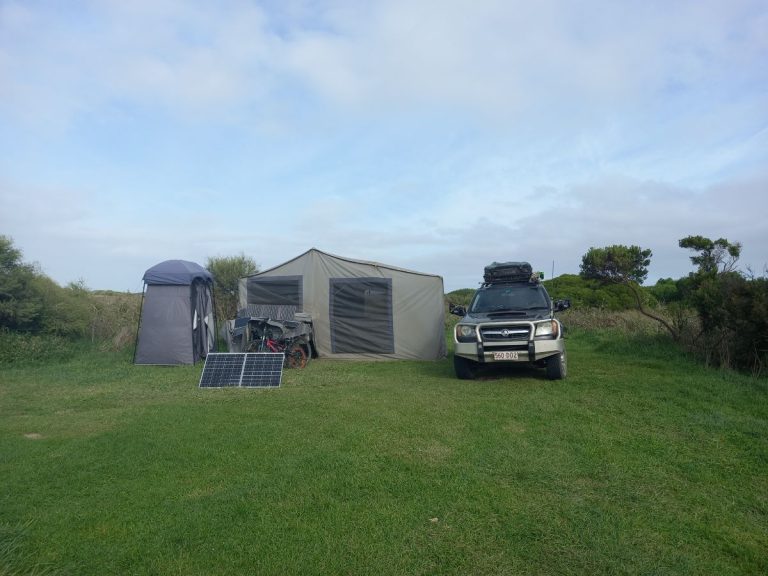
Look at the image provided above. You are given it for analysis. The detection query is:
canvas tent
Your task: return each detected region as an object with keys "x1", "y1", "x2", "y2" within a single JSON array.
[
  {"x1": 134, "y1": 260, "x2": 215, "y2": 365},
  {"x1": 237, "y1": 248, "x2": 446, "y2": 360}
]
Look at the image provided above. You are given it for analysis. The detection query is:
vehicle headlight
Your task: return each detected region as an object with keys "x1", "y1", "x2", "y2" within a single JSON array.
[
  {"x1": 534, "y1": 320, "x2": 559, "y2": 338},
  {"x1": 455, "y1": 324, "x2": 477, "y2": 342}
]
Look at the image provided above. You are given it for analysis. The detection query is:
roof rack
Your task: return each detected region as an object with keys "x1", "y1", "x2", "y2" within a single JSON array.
[{"x1": 480, "y1": 272, "x2": 543, "y2": 288}]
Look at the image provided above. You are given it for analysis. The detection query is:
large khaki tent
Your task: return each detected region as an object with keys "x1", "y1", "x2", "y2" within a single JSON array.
[{"x1": 238, "y1": 249, "x2": 446, "y2": 360}]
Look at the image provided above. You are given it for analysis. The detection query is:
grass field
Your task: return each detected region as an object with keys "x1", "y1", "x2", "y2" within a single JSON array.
[{"x1": 1, "y1": 330, "x2": 767, "y2": 575}]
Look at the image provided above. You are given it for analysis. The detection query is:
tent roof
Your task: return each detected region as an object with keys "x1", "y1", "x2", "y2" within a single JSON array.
[
  {"x1": 142, "y1": 260, "x2": 212, "y2": 285},
  {"x1": 245, "y1": 248, "x2": 442, "y2": 279}
]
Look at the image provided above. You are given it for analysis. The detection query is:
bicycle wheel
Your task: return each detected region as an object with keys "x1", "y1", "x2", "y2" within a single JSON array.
[{"x1": 284, "y1": 342, "x2": 308, "y2": 369}]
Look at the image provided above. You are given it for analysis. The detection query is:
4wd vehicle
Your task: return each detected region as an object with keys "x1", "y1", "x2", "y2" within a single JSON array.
[{"x1": 450, "y1": 262, "x2": 570, "y2": 380}]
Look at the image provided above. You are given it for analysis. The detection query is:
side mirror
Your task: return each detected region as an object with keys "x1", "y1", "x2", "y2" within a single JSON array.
[
  {"x1": 554, "y1": 299, "x2": 571, "y2": 312},
  {"x1": 449, "y1": 303, "x2": 466, "y2": 317}
]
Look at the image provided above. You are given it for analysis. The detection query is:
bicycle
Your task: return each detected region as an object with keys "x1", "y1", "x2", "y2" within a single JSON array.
[{"x1": 245, "y1": 318, "x2": 310, "y2": 369}]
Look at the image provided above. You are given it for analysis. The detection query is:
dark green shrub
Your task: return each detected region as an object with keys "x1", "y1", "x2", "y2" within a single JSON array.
[
  {"x1": 544, "y1": 274, "x2": 642, "y2": 310},
  {"x1": 445, "y1": 288, "x2": 475, "y2": 308}
]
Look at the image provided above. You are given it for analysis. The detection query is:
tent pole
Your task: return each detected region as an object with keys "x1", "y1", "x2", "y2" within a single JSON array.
[
  {"x1": 132, "y1": 284, "x2": 146, "y2": 364},
  {"x1": 210, "y1": 281, "x2": 219, "y2": 352},
  {"x1": 191, "y1": 282, "x2": 198, "y2": 363}
]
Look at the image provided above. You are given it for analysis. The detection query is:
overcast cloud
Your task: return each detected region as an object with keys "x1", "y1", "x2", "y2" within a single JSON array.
[{"x1": 1, "y1": 0, "x2": 766, "y2": 291}]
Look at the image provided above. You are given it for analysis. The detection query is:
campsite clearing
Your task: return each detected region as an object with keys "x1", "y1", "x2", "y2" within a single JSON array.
[{"x1": 1, "y1": 331, "x2": 766, "y2": 575}]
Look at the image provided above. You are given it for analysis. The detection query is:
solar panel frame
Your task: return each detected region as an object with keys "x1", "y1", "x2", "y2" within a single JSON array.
[{"x1": 199, "y1": 352, "x2": 284, "y2": 388}]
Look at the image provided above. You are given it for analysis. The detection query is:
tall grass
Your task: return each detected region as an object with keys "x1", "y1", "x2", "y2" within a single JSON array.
[
  {"x1": 0, "y1": 330, "x2": 89, "y2": 365},
  {"x1": 83, "y1": 291, "x2": 141, "y2": 350}
]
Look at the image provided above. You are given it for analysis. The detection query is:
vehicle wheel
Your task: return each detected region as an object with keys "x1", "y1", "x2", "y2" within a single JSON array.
[
  {"x1": 454, "y1": 355, "x2": 479, "y2": 380},
  {"x1": 285, "y1": 342, "x2": 308, "y2": 369},
  {"x1": 546, "y1": 351, "x2": 567, "y2": 380}
]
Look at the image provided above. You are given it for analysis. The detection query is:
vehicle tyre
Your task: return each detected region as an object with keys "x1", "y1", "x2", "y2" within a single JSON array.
[
  {"x1": 285, "y1": 342, "x2": 308, "y2": 369},
  {"x1": 454, "y1": 355, "x2": 479, "y2": 380},
  {"x1": 546, "y1": 351, "x2": 567, "y2": 380}
]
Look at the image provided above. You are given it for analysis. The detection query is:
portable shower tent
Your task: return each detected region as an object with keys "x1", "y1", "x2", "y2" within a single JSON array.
[
  {"x1": 134, "y1": 260, "x2": 215, "y2": 365},
  {"x1": 238, "y1": 248, "x2": 446, "y2": 360}
]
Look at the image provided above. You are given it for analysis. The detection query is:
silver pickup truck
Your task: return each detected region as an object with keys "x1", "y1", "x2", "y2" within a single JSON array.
[{"x1": 450, "y1": 262, "x2": 569, "y2": 380}]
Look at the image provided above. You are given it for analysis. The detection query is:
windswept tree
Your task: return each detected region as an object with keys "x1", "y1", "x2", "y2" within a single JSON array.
[
  {"x1": 579, "y1": 245, "x2": 652, "y2": 284},
  {"x1": 678, "y1": 235, "x2": 741, "y2": 275},
  {"x1": 678, "y1": 235, "x2": 743, "y2": 336},
  {"x1": 676, "y1": 235, "x2": 767, "y2": 372},
  {"x1": 580, "y1": 244, "x2": 678, "y2": 339},
  {"x1": 206, "y1": 254, "x2": 259, "y2": 321}
]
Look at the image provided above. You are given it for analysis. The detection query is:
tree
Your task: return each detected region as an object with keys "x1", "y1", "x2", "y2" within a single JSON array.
[
  {"x1": 675, "y1": 235, "x2": 763, "y2": 371},
  {"x1": 0, "y1": 235, "x2": 23, "y2": 272},
  {"x1": 580, "y1": 245, "x2": 652, "y2": 284},
  {"x1": 678, "y1": 235, "x2": 741, "y2": 275},
  {"x1": 205, "y1": 254, "x2": 259, "y2": 321},
  {"x1": 0, "y1": 235, "x2": 43, "y2": 331},
  {"x1": 580, "y1": 245, "x2": 678, "y2": 339}
]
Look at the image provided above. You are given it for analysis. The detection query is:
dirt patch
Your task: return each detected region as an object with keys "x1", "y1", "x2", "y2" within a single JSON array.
[{"x1": 24, "y1": 433, "x2": 43, "y2": 440}]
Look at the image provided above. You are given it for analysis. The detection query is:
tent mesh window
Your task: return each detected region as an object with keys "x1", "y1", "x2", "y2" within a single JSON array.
[
  {"x1": 245, "y1": 276, "x2": 302, "y2": 320},
  {"x1": 329, "y1": 278, "x2": 394, "y2": 354}
]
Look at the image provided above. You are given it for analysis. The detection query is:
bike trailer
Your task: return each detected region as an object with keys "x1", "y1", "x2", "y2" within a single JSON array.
[{"x1": 483, "y1": 261, "x2": 533, "y2": 284}]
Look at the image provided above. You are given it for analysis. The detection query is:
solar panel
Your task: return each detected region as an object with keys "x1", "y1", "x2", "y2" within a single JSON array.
[
  {"x1": 199, "y1": 353, "x2": 284, "y2": 388},
  {"x1": 241, "y1": 353, "x2": 284, "y2": 388},
  {"x1": 199, "y1": 353, "x2": 244, "y2": 387}
]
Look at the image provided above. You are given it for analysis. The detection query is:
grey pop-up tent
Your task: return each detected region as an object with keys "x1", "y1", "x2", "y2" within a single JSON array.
[
  {"x1": 238, "y1": 248, "x2": 446, "y2": 360},
  {"x1": 134, "y1": 260, "x2": 215, "y2": 365}
]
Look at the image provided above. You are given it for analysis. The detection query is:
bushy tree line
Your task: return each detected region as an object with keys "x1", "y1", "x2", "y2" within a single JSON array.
[
  {"x1": 544, "y1": 274, "x2": 644, "y2": 310},
  {"x1": 0, "y1": 236, "x2": 144, "y2": 359},
  {"x1": 578, "y1": 236, "x2": 767, "y2": 376},
  {"x1": 0, "y1": 235, "x2": 92, "y2": 337}
]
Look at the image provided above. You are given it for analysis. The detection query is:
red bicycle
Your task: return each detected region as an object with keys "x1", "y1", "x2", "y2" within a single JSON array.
[{"x1": 246, "y1": 318, "x2": 310, "y2": 369}]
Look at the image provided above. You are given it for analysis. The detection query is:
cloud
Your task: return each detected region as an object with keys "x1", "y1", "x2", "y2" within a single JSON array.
[
  {"x1": 399, "y1": 169, "x2": 768, "y2": 291},
  {"x1": 3, "y1": 0, "x2": 766, "y2": 128},
  {"x1": 281, "y1": 0, "x2": 768, "y2": 122},
  {"x1": 1, "y1": 0, "x2": 766, "y2": 291},
  {"x1": 0, "y1": 0, "x2": 280, "y2": 126},
  {"x1": 3, "y1": 167, "x2": 766, "y2": 291}
]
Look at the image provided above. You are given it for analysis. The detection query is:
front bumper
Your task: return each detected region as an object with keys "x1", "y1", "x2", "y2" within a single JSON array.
[
  {"x1": 454, "y1": 320, "x2": 565, "y2": 364},
  {"x1": 454, "y1": 339, "x2": 564, "y2": 363}
]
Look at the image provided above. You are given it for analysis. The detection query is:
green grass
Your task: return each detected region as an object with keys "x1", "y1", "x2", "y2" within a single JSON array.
[{"x1": 1, "y1": 332, "x2": 766, "y2": 575}]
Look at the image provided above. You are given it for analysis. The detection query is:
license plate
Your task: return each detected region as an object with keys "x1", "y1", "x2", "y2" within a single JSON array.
[{"x1": 493, "y1": 351, "x2": 519, "y2": 360}]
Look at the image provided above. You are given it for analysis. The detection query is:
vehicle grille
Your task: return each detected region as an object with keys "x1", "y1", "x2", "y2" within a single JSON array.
[{"x1": 480, "y1": 324, "x2": 531, "y2": 343}]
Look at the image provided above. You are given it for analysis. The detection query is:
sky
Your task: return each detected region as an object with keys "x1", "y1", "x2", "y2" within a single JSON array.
[{"x1": 1, "y1": 0, "x2": 766, "y2": 292}]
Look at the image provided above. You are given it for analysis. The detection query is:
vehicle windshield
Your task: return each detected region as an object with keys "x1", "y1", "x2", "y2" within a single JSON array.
[{"x1": 469, "y1": 284, "x2": 550, "y2": 314}]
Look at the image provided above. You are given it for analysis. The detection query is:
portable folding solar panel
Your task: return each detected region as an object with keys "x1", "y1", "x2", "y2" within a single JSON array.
[{"x1": 199, "y1": 353, "x2": 284, "y2": 388}]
